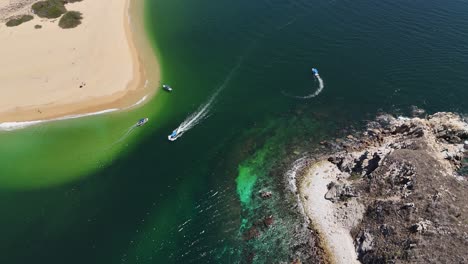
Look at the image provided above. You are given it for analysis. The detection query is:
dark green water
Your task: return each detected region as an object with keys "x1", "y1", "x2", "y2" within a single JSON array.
[{"x1": 2, "y1": 0, "x2": 468, "y2": 263}]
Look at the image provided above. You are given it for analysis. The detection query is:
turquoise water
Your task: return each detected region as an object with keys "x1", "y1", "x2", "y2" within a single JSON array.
[{"x1": 2, "y1": 0, "x2": 468, "y2": 263}]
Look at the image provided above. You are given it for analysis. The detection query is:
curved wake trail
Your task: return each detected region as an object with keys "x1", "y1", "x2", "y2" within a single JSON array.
[
  {"x1": 282, "y1": 74, "x2": 325, "y2": 99},
  {"x1": 169, "y1": 58, "x2": 244, "y2": 141}
]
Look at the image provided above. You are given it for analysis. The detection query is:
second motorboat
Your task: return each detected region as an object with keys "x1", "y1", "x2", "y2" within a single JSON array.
[
  {"x1": 136, "y1": 118, "x2": 149, "y2": 127},
  {"x1": 312, "y1": 68, "x2": 319, "y2": 77},
  {"x1": 163, "y1": 84, "x2": 173, "y2": 92}
]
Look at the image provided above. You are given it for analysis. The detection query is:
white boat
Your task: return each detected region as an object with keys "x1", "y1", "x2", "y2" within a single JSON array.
[
  {"x1": 312, "y1": 68, "x2": 319, "y2": 77},
  {"x1": 168, "y1": 129, "x2": 178, "y2": 141},
  {"x1": 163, "y1": 84, "x2": 173, "y2": 92},
  {"x1": 136, "y1": 118, "x2": 149, "y2": 127}
]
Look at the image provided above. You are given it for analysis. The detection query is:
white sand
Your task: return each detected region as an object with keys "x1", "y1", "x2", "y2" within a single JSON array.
[
  {"x1": 299, "y1": 160, "x2": 361, "y2": 264},
  {"x1": 0, "y1": 0, "x2": 153, "y2": 122}
]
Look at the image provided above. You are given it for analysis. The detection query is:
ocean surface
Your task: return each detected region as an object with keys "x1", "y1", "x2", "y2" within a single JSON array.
[{"x1": 2, "y1": 0, "x2": 468, "y2": 263}]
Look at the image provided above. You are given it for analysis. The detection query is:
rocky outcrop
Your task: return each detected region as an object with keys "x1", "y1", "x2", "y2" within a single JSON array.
[
  {"x1": 295, "y1": 111, "x2": 468, "y2": 264},
  {"x1": 325, "y1": 182, "x2": 358, "y2": 202}
]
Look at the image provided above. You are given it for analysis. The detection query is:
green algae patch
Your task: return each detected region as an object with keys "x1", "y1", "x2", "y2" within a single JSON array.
[
  {"x1": 236, "y1": 166, "x2": 258, "y2": 205},
  {"x1": 235, "y1": 144, "x2": 268, "y2": 206}
]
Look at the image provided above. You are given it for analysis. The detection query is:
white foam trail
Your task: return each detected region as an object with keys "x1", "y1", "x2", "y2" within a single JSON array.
[
  {"x1": 285, "y1": 156, "x2": 310, "y2": 219},
  {"x1": 283, "y1": 74, "x2": 325, "y2": 99},
  {"x1": 168, "y1": 59, "x2": 243, "y2": 140}
]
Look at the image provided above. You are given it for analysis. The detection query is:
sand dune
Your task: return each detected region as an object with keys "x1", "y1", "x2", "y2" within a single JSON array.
[{"x1": 0, "y1": 0, "x2": 153, "y2": 122}]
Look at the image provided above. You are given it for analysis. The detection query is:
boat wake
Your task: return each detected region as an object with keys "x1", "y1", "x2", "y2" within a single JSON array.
[
  {"x1": 282, "y1": 73, "x2": 325, "y2": 99},
  {"x1": 168, "y1": 58, "x2": 244, "y2": 141},
  {"x1": 111, "y1": 125, "x2": 138, "y2": 146},
  {"x1": 110, "y1": 117, "x2": 148, "y2": 147}
]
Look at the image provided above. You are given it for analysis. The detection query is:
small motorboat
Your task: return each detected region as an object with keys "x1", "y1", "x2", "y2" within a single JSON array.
[
  {"x1": 168, "y1": 129, "x2": 178, "y2": 141},
  {"x1": 312, "y1": 68, "x2": 319, "y2": 76},
  {"x1": 163, "y1": 84, "x2": 173, "y2": 92},
  {"x1": 136, "y1": 118, "x2": 149, "y2": 127}
]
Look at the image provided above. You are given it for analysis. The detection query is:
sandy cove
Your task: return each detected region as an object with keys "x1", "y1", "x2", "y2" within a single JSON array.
[
  {"x1": 0, "y1": 0, "x2": 158, "y2": 123},
  {"x1": 298, "y1": 160, "x2": 363, "y2": 264}
]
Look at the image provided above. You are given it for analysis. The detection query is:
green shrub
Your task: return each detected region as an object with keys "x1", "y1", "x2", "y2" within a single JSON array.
[
  {"x1": 5, "y1": 15, "x2": 34, "y2": 27},
  {"x1": 32, "y1": 0, "x2": 67, "y2": 19},
  {"x1": 58, "y1": 11, "x2": 82, "y2": 29}
]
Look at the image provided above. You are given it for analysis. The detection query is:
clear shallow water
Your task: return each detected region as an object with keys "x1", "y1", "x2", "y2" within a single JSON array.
[{"x1": 2, "y1": 0, "x2": 468, "y2": 263}]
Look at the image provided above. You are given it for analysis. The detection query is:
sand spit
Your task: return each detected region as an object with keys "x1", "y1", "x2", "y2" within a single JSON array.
[{"x1": 0, "y1": 0, "x2": 155, "y2": 123}]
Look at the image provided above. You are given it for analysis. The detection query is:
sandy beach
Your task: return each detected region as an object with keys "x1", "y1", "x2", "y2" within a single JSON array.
[
  {"x1": 299, "y1": 160, "x2": 363, "y2": 264},
  {"x1": 0, "y1": 0, "x2": 157, "y2": 123}
]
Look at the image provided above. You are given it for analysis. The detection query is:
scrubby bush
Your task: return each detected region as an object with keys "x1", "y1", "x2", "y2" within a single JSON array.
[
  {"x1": 32, "y1": 0, "x2": 67, "y2": 19},
  {"x1": 58, "y1": 11, "x2": 82, "y2": 29},
  {"x1": 5, "y1": 15, "x2": 34, "y2": 27}
]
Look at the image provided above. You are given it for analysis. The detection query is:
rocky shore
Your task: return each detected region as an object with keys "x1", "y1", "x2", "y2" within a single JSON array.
[{"x1": 292, "y1": 111, "x2": 468, "y2": 263}]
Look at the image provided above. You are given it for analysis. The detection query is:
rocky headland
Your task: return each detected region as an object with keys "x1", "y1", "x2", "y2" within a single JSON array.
[{"x1": 291, "y1": 111, "x2": 468, "y2": 263}]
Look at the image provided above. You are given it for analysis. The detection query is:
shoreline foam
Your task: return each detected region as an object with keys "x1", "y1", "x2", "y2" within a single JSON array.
[{"x1": 0, "y1": 94, "x2": 148, "y2": 131}]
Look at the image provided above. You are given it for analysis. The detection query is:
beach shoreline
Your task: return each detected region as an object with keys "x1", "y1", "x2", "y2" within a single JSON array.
[
  {"x1": 298, "y1": 160, "x2": 362, "y2": 264},
  {"x1": 0, "y1": 0, "x2": 159, "y2": 125}
]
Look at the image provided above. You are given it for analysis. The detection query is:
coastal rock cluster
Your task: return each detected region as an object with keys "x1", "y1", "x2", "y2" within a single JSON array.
[{"x1": 294, "y1": 111, "x2": 468, "y2": 263}]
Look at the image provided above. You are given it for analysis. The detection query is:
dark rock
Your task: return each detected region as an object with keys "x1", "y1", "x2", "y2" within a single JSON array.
[
  {"x1": 364, "y1": 152, "x2": 381, "y2": 176},
  {"x1": 325, "y1": 182, "x2": 358, "y2": 202},
  {"x1": 392, "y1": 124, "x2": 411, "y2": 135},
  {"x1": 355, "y1": 230, "x2": 374, "y2": 257},
  {"x1": 260, "y1": 191, "x2": 272, "y2": 199},
  {"x1": 379, "y1": 224, "x2": 394, "y2": 237},
  {"x1": 243, "y1": 226, "x2": 260, "y2": 241},
  {"x1": 263, "y1": 215, "x2": 274, "y2": 228},
  {"x1": 410, "y1": 106, "x2": 426, "y2": 117}
]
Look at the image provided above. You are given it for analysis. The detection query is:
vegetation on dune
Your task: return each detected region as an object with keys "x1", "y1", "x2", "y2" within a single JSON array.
[
  {"x1": 32, "y1": 0, "x2": 67, "y2": 19},
  {"x1": 59, "y1": 11, "x2": 82, "y2": 29},
  {"x1": 5, "y1": 15, "x2": 34, "y2": 27},
  {"x1": 31, "y1": 0, "x2": 84, "y2": 28}
]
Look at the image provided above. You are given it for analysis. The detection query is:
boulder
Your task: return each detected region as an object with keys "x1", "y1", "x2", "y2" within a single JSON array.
[
  {"x1": 355, "y1": 230, "x2": 374, "y2": 257},
  {"x1": 325, "y1": 182, "x2": 358, "y2": 202}
]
